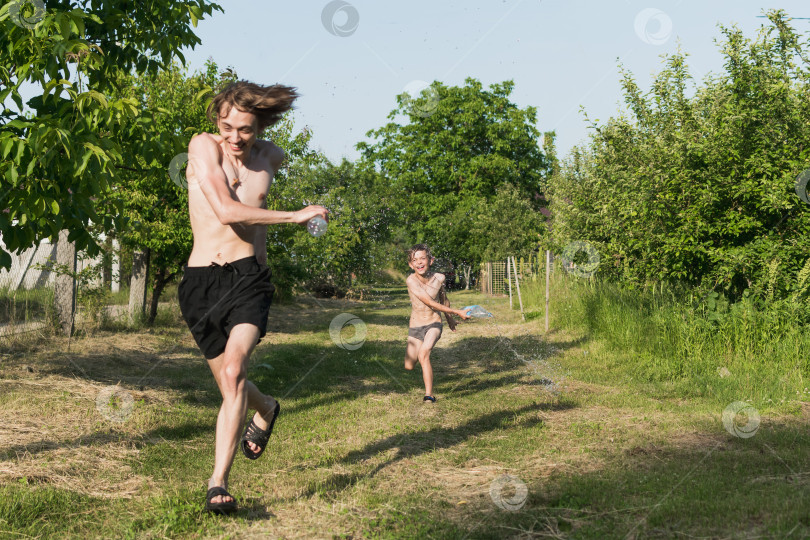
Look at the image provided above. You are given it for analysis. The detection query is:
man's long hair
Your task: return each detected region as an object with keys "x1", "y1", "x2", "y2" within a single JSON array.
[{"x1": 207, "y1": 81, "x2": 299, "y2": 132}]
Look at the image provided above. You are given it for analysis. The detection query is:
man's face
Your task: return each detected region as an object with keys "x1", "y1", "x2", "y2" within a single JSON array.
[
  {"x1": 408, "y1": 250, "x2": 432, "y2": 276},
  {"x1": 217, "y1": 105, "x2": 259, "y2": 159}
]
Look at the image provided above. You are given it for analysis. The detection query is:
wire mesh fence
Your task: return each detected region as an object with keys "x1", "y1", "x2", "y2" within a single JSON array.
[
  {"x1": 479, "y1": 252, "x2": 552, "y2": 295},
  {"x1": 0, "y1": 238, "x2": 58, "y2": 339},
  {"x1": 0, "y1": 236, "x2": 138, "y2": 344}
]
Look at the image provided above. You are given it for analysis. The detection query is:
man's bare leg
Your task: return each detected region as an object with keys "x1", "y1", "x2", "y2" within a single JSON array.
[{"x1": 205, "y1": 323, "x2": 275, "y2": 504}]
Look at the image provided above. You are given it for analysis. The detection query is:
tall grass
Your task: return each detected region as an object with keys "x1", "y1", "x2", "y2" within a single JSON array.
[
  {"x1": 520, "y1": 267, "x2": 810, "y2": 409},
  {"x1": 0, "y1": 286, "x2": 54, "y2": 326}
]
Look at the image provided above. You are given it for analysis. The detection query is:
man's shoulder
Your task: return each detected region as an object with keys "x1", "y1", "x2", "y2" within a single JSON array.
[
  {"x1": 189, "y1": 132, "x2": 223, "y2": 157},
  {"x1": 254, "y1": 139, "x2": 284, "y2": 170}
]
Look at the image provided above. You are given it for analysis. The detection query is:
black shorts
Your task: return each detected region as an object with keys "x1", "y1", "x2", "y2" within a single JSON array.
[
  {"x1": 178, "y1": 256, "x2": 275, "y2": 359},
  {"x1": 408, "y1": 322, "x2": 443, "y2": 341}
]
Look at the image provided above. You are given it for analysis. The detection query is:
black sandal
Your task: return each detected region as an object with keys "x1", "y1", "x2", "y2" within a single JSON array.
[
  {"x1": 205, "y1": 486, "x2": 237, "y2": 515},
  {"x1": 241, "y1": 401, "x2": 280, "y2": 460},
  {"x1": 423, "y1": 395, "x2": 437, "y2": 402}
]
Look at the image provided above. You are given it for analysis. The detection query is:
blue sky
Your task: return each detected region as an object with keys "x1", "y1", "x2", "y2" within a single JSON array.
[{"x1": 181, "y1": 1, "x2": 809, "y2": 164}]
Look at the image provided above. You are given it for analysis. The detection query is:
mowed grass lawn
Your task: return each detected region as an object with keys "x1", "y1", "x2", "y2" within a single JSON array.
[{"x1": 0, "y1": 286, "x2": 808, "y2": 539}]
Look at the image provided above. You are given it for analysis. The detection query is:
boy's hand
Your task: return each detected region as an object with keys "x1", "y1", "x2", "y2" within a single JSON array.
[{"x1": 455, "y1": 308, "x2": 472, "y2": 320}]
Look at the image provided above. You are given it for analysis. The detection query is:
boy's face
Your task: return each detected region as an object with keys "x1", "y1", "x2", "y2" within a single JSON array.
[{"x1": 408, "y1": 250, "x2": 432, "y2": 276}]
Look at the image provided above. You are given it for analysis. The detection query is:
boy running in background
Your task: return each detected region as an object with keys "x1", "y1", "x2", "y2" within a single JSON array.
[{"x1": 404, "y1": 244, "x2": 471, "y2": 402}]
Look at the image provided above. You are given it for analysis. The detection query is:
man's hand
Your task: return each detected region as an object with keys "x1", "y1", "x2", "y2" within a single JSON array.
[{"x1": 293, "y1": 205, "x2": 329, "y2": 225}]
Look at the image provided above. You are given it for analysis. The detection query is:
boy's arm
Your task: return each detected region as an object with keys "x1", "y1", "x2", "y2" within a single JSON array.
[
  {"x1": 407, "y1": 277, "x2": 471, "y2": 319},
  {"x1": 439, "y1": 285, "x2": 457, "y2": 331}
]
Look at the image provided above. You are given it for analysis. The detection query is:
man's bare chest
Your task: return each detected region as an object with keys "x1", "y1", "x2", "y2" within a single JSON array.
[{"x1": 221, "y1": 159, "x2": 273, "y2": 208}]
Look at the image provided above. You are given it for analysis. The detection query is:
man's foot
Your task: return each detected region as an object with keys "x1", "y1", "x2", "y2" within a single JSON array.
[
  {"x1": 205, "y1": 486, "x2": 237, "y2": 515},
  {"x1": 423, "y1": 395, "x2": 436, "y2": 403},
  {"x1": 241, "y1": 400, "x2": 280, "y2": 459}
]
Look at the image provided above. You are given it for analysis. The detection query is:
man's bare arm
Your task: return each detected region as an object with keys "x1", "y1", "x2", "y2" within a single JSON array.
[{"x1": 189, "y1": 134, "x2": 326, "y2": 226}]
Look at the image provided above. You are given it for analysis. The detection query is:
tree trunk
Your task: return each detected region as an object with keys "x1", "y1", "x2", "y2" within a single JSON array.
[
  {"x1": 128, "y1": 249, "x2": 150, "y2": 323},
  {"x1": 102, "y1": 236, "x2": 112, "y2": 287},
  {"x1": 54, "y1": 230, "x2": 76, "y2": 336},
  {"x1": 147, "y1": 268, "x2": 175, "y2": 325}
]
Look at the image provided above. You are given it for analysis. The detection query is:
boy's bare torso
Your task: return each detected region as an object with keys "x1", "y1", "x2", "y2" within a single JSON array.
[
  {"x1": 186, "y1": 135, "x2": 281, "y2": 266},
  {"x1": 406, "y1": 272, "x2": 445, "y2": 327}
]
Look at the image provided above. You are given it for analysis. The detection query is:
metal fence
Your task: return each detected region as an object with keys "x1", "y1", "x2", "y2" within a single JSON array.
[
  {"x1": 0, "y1": 235, "x2": 127, "y2": 340},
  {"x1": 479, "y1": 252, "x2": 551, "y2": 295}
]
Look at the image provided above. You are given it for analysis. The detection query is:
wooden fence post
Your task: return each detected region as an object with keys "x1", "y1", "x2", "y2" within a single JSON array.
[
  {"x1": 507, "y1": 257, "x2": 513, "y2": 308},
  {"x1": 545, "y1": 249, "x2": 550, "y2": 332},
  {"x1": 511, "y1": 256, "x2": 525, "y2": 321}
]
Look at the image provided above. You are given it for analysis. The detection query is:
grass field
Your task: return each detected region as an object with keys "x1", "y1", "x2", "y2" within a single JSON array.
[{"x1": 0, "y1": 283, "x2": 808, "y2": 539}]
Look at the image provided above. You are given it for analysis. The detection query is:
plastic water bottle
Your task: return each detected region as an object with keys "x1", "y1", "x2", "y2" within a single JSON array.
[
  {"x1": 463, "y1": 305, "x2": 493, "y2": 318},
  {"x1": 307, "y1": 216, "x2": 327, "y2": 237}
]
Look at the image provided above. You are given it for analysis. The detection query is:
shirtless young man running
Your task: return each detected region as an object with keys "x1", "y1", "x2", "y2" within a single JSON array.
[
  {"x1": 179, "y1": 81, "x2": 327, "y2": 514},
  {"x1": 404, "y1": 244, "x2": 471, "y2": 402}
]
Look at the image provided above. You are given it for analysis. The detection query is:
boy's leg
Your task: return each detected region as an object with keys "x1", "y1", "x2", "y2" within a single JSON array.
[
  {"x1": 404, "y1": 336, "x2": 421, "y2": 370},
  {"x1": 205, "y1": 323, "x2": 272, "y2": 504},
  {"x1": 417, "y1": 328, "x2": 442, "y2": 397}
]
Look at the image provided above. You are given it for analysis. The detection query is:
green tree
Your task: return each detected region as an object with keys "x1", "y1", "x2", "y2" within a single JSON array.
[
  {"x1": 0, "y1": 0, "x2": 221, "y2": 268},
  {"x1": 550, "y1": 10, "x2": 810, "y2": 308},
  {"x1": 108, "y1": 60, "x2": 217, "y2": 323},
  {"x1": 266, "y1": 158, "x2": 393, "y2": 297},
  {"x1": 358, "y1": 78, "x2": 548, "y2": 274},
  {"x1": 471, "y1": 183, "x2": 544, "y2": 262}
]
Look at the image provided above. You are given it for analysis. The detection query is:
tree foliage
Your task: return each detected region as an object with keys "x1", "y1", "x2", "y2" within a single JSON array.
[
  {"x1": 358, "y1": 78, "x2": 548, "y2": 269},
  {"x1": 471, "y1": 183, "x2": 544, "y2": 262},
  {"x1": 266, "y1": 158, "x2": 393, "y2": 297},
  {"x1": 550, "y1": 10, "x2": 810, "y2": 309},
  {"x1": 0, "y1": 0, "x2": 221, "y2": 268},
  {"x1": 107, "y1": 60, "x2": 218, "y2": 322}
]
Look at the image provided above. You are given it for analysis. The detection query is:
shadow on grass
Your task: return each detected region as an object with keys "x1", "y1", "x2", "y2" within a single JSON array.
[
  {"x1": 266, "y1": 306, "x2": 411, "y2": 336},
  {"x1": 5, "y1": 293, "x2": 579, "y2": 457},
  {"x1": 4, "y1": 419, "x2": 807, "y2": 538},
  {"x1": 244, "y1": 332, "x2": 583, "y2": 416},
  {"x1": 0, "y1": 420, "x2": 215, "y2": 460},
  {"x1": 292, "y1": 418, "x2": 810, "y2": 538},
  {"x1": 247, "y1": 331, "x2": 587, "y2": 415},
  {"x1": 507, "y1": 421, "x2": 810, "y2": 538},
  {"x1": 296, "y1": 400, "x2": 575, "y2": 501},
  {"x1": 4, "y1": 332, "x2": 572, "y2": 457}
]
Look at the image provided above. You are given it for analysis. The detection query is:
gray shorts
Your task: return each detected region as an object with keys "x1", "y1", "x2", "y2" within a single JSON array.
[{"x1": 408, "y1": 322, "x2": 443, "y2": 341}]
